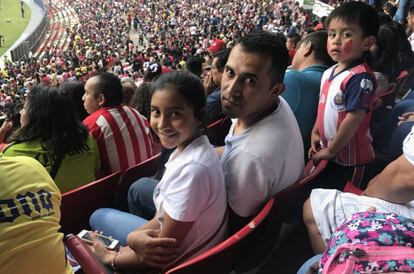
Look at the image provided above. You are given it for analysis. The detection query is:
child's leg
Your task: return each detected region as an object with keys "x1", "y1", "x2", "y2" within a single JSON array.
[
  {"x1": 303, "y1": 198, "x2": 326, "y2": 254},
  {"x1": 313, "y1": 161, "x2": 354, "y2": 190}
]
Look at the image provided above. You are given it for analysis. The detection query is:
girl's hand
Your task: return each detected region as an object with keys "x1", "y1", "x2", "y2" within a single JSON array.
[
  {"x1": 127, "y1": 229, "x2": 179, "y2": 268},
  {"x1": 89, "y1": 232, "x2": 116, "y2": 265}
]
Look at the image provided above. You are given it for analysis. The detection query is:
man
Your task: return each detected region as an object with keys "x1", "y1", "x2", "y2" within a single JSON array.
[
  {"x1": 128, "y1": 31, "x2": 304, "y2": 229},
  {"x1": 286, "y1": 33, "x2": 301, "y2": 64},
  {"x1": 0, "y1": 156, "x2": 72, "y2": 274},
  {"x1": 408, "y1": 2, "x2": 414, "y2": 51},
  {"x1": 83, "y1": 72, "x2": 153, "y2": 176},
  {"x1": 204, "y1": 48, "x2": 231, "y2": 123},
  {"x1": 218, "y1": 30, "x2": 304, "y2": 227},
  {"x1": 282, "y1": 31, "x2": 334, "y2": 155},
  {"x1": 304, "y1": 124, "x2": 414, "y2": 254}
]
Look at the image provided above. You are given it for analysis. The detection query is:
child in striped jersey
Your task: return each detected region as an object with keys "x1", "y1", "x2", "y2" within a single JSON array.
[{"x1": 309, "y1": 2, "x2": 379, "y2": 190}]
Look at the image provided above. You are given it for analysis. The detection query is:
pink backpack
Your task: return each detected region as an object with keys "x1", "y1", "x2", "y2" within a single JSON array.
[{"x1": 320, "y1": 212, "x2": 414, "y2": 274}]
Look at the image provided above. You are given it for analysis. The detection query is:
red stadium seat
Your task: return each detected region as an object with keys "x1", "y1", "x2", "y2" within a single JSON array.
[
  {"x1": 167, "y1": 159, "x2": 328, "y2": 273},
  {"x1": 60, "y1": 172, "x2": 121, "y2": 235},
  {"x1": 165, "y1": 198, "x2": 275, "y2": 274},
  {"x1": 206, "y1": 117, "x2": 232, "y2": 146},
  {"x1": 343, "y1": 181, "x2": 364, "y2": 195},
  {"x1": 65, "y1": 235, "x2": 108, "y2": 274},
  {"x1": 115, "y1": 153, "x2": 160, "y2": 210},
  {"x1": 234, "y1": 159, "x2": 328, "y2": 272}
]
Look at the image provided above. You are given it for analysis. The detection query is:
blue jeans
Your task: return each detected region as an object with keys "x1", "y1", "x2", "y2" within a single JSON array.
[
  {"x1": 89, "y1": 208, "x2": 148, "y2": 246},
  {"x1": 297, "y1": 254, "x2": 322, "y2": 274},
  {"x1": 127, "y1": 177, "x2": 158, "y2": 219}
]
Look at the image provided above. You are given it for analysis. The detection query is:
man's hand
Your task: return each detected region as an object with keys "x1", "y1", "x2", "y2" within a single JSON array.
[
  {"x1": 203, "y1": 71, "x2": 216, "y2": 95},
  {"x1": 398, "y1": 112, "x2": 414, "y2": 126},
  {"x1": 312, "y1": 147, "x2": 334, "y2": 165},
  {"x1": 127, "y1": 229, "x2": 179, "y2": 269},
  {"x1": 0, "y1": 119, "x2": 12, "y2": 143}
]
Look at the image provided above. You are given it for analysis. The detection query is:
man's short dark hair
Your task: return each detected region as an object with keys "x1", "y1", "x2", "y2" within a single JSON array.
[
  {"x1": 212, "y1": 48, "x2": 231, "y2": 72},
  {"x1": 236, "y1": 30, "x2": 289, "y2": 85},
  {"x1": 186, "y1": 55, "x2": 204, "y2": 77},
  {"x1": 325, "y1": 1, "x2": 379, "y2": 37},
  {"x1": 299, "y1": 31, "x2": 334, "y2": 67},
  {"x1": 92, "y1": 72, "x2": 123, "y2": 107},
  {"x1": 286, "y1": 33, "x2": 302, "y2": 46}
]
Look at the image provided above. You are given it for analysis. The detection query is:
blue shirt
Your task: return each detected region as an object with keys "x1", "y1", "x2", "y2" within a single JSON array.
[
  {"x1": 207, "y1": 87, "x2": 223, "y2": 123},
  {"x1": 282, "y1": 65, "x2": 328, "y2": 154}
]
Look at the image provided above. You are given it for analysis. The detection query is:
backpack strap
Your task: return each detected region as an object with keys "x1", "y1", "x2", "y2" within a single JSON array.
[{"x1": 49, "y1": 152, "x2": 64, "y2": 179}]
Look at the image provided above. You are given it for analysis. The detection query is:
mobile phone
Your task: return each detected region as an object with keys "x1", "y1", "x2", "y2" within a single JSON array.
[{"x1": 77, "y1": 230, "x2": 119, "y2": 250}]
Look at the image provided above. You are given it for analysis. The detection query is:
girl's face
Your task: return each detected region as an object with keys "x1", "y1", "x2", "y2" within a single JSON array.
[
  {"x1": 20, "y1": 102, "x2": 29, "y2": 127},
  {"x1": 150, "y1": 88, "x2": 199, "y2": 152}
]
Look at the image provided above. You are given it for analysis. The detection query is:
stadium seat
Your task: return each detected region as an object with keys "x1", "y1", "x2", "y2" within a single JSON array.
[
  {"x1": 165, "y1": 198, "x2": 275, "y2": 274},
  {"x1": 233, "y1": 159, "x2": 328, "y2": 272},
  {"x1": 206, "y1": 117, "x2": 232, "y2": 146},
  {"x1": 60, "y1": 172, "x2": 121, "y2": 235},
  {"x1": 115, "y1": 153, "x2": 160, "y2": 210},
  {"x1": 343, "y1": 181, "x2": 364, "y2": 195},
  {"x1": 65, "y1": 234, "x2": 108, "y2": 274}
]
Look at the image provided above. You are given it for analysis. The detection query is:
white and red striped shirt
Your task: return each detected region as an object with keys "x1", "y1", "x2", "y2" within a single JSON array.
[
  {"x1": 317, "y1": 61, "x2": 376, "y2": 166},
  {"x1": 84, "y1": 105, "x2": 153, "y2": 175}
]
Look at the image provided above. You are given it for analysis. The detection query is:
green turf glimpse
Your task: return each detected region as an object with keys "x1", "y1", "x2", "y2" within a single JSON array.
[{"x1": 0, "y1": 0, "x2": 31, "y2": 56}]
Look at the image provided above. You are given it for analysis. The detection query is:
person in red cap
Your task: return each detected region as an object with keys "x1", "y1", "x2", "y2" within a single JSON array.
[{"x1": 208, "y1": 37, "x2": 226, "y2": 54}]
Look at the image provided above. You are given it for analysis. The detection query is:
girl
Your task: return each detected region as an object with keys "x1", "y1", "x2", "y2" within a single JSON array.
[
  {"x1": 89, "y1": 71, "x2": 227, "y2": 272},
  {"x1": 0, "y1": 85, "x2": 100, "y2": 193}
]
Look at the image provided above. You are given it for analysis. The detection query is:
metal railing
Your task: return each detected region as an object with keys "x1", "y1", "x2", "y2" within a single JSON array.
[{"x1": 10, "y1": 0, "x2": 49, "y2": 62}]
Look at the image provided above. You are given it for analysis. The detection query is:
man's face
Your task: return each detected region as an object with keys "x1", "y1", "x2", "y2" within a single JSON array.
[
  {"x1": 286, "y1": 38, "x2": 296, "y2": 51},
  {"x1": 408, "y1": 12, "x2": 414, "y2": 31},
  {"x1": 82, "y1": 77, "x2": 101, "y2": 114},
  {"x1": 221, "y1": 44, "x2": 282, "y2": 122}
]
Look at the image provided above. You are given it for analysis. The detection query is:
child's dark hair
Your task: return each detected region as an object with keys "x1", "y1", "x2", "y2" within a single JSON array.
[
  {"x1": 325, "y1": 2, "x2": 379, "y2": 37},
  {"x1": 151, "y1": 71, "x2": 208, "y2": 129}
]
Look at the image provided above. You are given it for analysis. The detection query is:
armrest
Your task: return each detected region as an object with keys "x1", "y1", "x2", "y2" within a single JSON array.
[{"x1": 65, "y1": 234, "x2": 108, "y2": 274}]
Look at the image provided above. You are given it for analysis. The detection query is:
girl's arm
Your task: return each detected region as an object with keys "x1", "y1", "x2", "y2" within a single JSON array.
[{"x1": 91, "y1": 218, "x2": 180, "y2": 271}]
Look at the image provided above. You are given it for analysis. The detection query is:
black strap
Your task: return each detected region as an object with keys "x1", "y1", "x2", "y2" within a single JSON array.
[{"x1": 49, "y1": 152, "x2": 64, "y2": 179}]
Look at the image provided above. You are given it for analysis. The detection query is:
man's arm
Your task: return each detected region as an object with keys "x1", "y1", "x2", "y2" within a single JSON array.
[
  {"x1": 312, "y1": 110, "x2": 365, "y2": 163},
  {"x1": 364, "y1": 154, "x2": 414, "y2": 204}
]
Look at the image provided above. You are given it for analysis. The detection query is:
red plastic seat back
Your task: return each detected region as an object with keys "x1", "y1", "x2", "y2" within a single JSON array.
[
  {"x1": 165, "y1": 199, "x2": 275, "y2": 274},
  {"x1": 115, "y1": 154, "x2": 159, "y2": 210},
  {"x1": 206, "y1": 117, "x2": 232, "y2": 146},
  {"x1": 234, "y1": 159, "x2": 328, "y2": 272},
  {"x1": 60, "y1": 172, "x2": 120, "y2": 235}
]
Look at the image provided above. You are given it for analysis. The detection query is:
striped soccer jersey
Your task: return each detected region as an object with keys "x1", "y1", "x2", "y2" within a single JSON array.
[
  {"x1": 316, "y1": 62, "x2": 376, "y2": 166},
  {"x1": 84, "y1": 105, "x2": 153, "y2": 175}
]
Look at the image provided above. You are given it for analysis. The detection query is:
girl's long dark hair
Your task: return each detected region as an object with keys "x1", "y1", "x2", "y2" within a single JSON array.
[{"x1": 12, "y1": 85, "x2": 89, "y2": 157}]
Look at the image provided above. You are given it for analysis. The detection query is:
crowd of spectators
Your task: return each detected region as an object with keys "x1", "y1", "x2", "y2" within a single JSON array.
[
  {"x1": 2, "y1": 0, "x2": 414, "y2": 273},
  {"x1": 0, "y1": 0, "x2": 317, "y2": 115}
]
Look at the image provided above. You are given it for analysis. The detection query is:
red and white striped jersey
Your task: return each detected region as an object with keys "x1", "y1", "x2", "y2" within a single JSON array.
[
  {"x1": 84, "y1": 105, "x2": 153, "y2": 175},
  {"x1": 317, "y1": 61, "x2": 376, "y2": 166}
]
